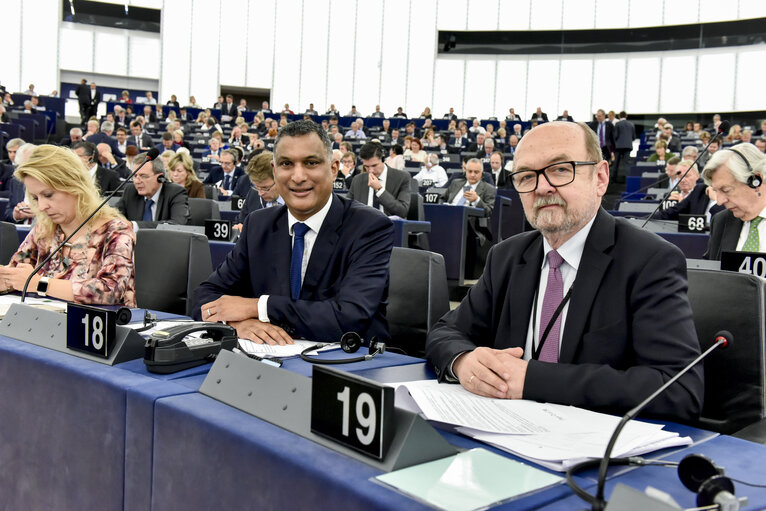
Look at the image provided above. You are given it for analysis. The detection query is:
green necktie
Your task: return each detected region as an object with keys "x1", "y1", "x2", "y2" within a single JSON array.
[{"x1": 742, "y1": 216, "x2": 763, "y2": 252}]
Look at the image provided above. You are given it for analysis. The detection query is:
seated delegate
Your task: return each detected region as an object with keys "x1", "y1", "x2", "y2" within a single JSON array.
[
  {"x1": 168, "y1": 152, "x2": 206, "y2": 199},
  {"x1": 0, "y1": 145, "x2": 136, "y2": 306}
]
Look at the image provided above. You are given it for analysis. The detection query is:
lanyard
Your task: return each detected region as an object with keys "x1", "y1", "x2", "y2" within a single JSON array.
[{"x1": 531, "y1": 281, "x2": 574, "y2": 361}]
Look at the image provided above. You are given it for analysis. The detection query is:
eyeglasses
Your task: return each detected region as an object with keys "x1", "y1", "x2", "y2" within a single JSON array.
[
  {"x1": 254, "y1": 182, "x2": 275, "y2": 193},
  {"x1": 509, "y1": 161, "x2": 597, "y2": 193}
]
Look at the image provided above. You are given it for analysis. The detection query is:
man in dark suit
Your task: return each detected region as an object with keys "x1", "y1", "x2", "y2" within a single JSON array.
[
  {"x1": 347, "y1": 142, "x2": 411, "y2": 218},
  {"x1": 154, "y1": 132, "x2": 181, "y2": 154},
  {"x1": 655, "y1": 182, "x2": 724, "y2": 221},
  {"x1": 529, "y1": 107, "x2": 548, "y2": 122},
  {"x1": 467, "y1": 133, "x2": 486, "y2": 153},
  {"x1": 130, "y1": 121, "x2": 154, "y2": 151},
  {"x1": 703, "y1": 144, "x2": 766, "y2": 260},
  {"x1": 203, "y1": 149, "x2": 246, "y2": 200},
  {"x1": 489, "y1": 151, "x2": 511, "y2": 188},
  {"x1": 76, "y1": 79, "x2": 90, "y2": 124},
  {"x1": 85, "y1": 121, "x2": 120, "y2": 156},
  {"x1": 85, "y1": 82, "x2": 100, "y2": 121},
  {"x1": 194, "y1": 120, "x2": 394, "y2": 345},
  {"x1": 72, "y1": 142, "x2": 121, "y2": 195},
  {"x1": 115, "y1": 153, "x2": 190, "y2": 228},
  {"x1": 59, "y1": 127, "x2": 84, "y2": 148},
  {"x1": 448, "y1": 128, "x2": 469, "y2": 152},
  {"x1": 220, "y1": 94, "x2": 238, "y2": 122},
  {"x1": 234, "y1": 151, "x2": 283, "y2": 226},
  {"x1": 426, "y1": 121, "x2": 703, "y2": 421},
  {"x1": 612, "y1": 111, "x2": 636, "y2": 183},
  {"x1": 588, "y1": 109, "x2": 614, "y2": 162}
]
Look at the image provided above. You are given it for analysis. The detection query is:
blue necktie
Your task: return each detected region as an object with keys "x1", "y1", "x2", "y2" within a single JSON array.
[
  {"x1": 223, "y1": 174, "x2": 231, "y2": 190},
  {"x1": 290, "y1": 223, "x2": 310, "y2": 300},
  {"x1": 142, "y1": 198, "x2": 154, "y2": 221},
  {"x1": 457, "y1": 185, "x2": 470, "y2": 206}
]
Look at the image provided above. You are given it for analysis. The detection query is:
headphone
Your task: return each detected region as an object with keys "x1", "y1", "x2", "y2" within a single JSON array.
[
  {"x1": 727, "y1": 148, "x2": 762, "y2": 188},
  {"x1": 300, "y1": 332, "x2": 386, "y2": 365},
  {"x1": 566, "y1": 453, "x2": 743, "y2": 510},
  {"x1": 115, "y1": 308, "x2": 157, "y2": 333}
]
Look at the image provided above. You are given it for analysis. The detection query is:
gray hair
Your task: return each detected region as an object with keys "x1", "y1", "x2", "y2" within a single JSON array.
[
  {"x1": 134, "y1": 152, "x2": 165, "y2": 175},
  {"x1": 681, "y1": 146, "x2": 698, "y2": 158},
  {"x1": 6, "y1": 138, "x2": 25, "y2": 150},
  {"x1": 15, "y1": 144, "x2": 37, "y2": 166},
  {"x1": 101, "y1": 121, "x2": 114, "y2": 132},
  {"x1": 702, "y1": 143, "x2": 766, "y2": 186}
]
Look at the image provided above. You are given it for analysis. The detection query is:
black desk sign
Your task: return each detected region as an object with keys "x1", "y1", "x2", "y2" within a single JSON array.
[
  {"x1": 205, "y1": 219, "x2": 231, "y2": 241},
  {"x1": 230, "y1": 196, "x2": 245, "y2": 211},
  {"x1": 679, "y1": 214, "x2": 706, "y2": 233},
  {"x1": 660, "y1": 199, "x2": 678, "y2": 210},
  {"x1": 311, "y1": 365, "x2": 394, "y2": 460},
  {"x1": 424, "y1": 192, "x2": 440, "y2": 204},
  {"x1": 67, "y1": 304, "x2": 116, "y2": 358},
  {"x1": 721, "y1": 251, "x2": 766, "y2": 277},
  {"x1": 332, "y1": 180, "x2": 346, "y2": 190},
  {"x1": 421, "y1": 179, "x2": 434, "y2": 188}
]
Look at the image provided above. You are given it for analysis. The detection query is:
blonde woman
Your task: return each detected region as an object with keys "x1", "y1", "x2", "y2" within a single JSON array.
[
  {"x1": 0, "y1": 145, "x2": 136, "y2": 306},
  {"x1": 169, "y1": 152, "x2": 205, "y2": 199}
]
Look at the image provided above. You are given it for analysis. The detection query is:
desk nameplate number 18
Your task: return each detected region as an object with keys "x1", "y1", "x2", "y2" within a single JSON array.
[
  {"x1": 67, "y1": 303, "x2": 116, "y2": 358},
  {"x1": 311, "y1": 365, "x2": 394, "y2": 460}
]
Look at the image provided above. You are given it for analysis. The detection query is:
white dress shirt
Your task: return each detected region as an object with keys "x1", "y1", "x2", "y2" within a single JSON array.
[
  {"x1": 413, "y1": 165, "x2": 448, "y2": 187},
  {"x1": 257, "y1": 194, "x2": 333, "y2": 322},
  {"x1": 451, "y1": 181, "x2": 479, "y2": 207},
  {"x1": 523, "y1": 215, "x2": 596, "y2": 360},
  {"x1": 736, "y1": 206, "x2": 766, "y2": 251},
  {"x1": 367, "y1": 167, "x2": 388, "y2": 210}
]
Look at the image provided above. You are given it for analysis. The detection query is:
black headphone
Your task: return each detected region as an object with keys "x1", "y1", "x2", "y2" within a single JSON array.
[
  {"x1": 566, "y1": 453, "x2": 740, "y2": 510},
  {"x1": 727, "y1": 148, "x2": 762, "y2": 188},
  {"x1": 300, "y1": 332, "x2": 386, "y2": 364}
]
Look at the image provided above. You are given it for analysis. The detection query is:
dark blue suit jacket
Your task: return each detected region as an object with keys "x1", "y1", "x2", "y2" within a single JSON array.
[
  {"x1": 655, "y1": 183, "x2": 725, "y2": 221},
  {"x1": 193, "y1": 194, "x2": 395, "y2": 343},
  {"x1": 202, "y1": 166, "x2": 246, "y2": 200},
  {"x1": 4, "y1": 179, "x2": 26, "y2": 223},
  {"x1": 85, "y1": 132, "x2": 120, "y2": 156}
]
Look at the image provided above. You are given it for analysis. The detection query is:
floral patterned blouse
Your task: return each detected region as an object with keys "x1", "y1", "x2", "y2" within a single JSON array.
[{"x1": 10, "y1": 218, "x2": 137, "y2": 307}]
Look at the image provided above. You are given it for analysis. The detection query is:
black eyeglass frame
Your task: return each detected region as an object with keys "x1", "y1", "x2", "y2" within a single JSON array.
[{"x1": 509, "y1": 160, "x2": 598, "y2": 193}]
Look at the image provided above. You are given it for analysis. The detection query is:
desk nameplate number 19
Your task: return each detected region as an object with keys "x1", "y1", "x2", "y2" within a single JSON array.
[
  {"x1": 311, "y1": 365, "x2": 394, "y2": 460},
  {"x1": 67, "y1": 303, "x2": 116, "y2": 358}
]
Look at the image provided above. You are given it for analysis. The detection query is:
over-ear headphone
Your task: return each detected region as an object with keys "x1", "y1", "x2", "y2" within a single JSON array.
[
  {"x1": 300, "y1": 331, "x2": 386, "y2": 364},
  {"x1": 727, "y1": 148, "x2": 761, "y2": 188},
  {"x1": 566, "y1": 453, "x2": 743, "y2": 510}
]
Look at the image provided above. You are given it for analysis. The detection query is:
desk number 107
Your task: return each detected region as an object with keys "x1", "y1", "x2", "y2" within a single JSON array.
[
  {"x1": 337, "y1": 386, "x2": 376, "y2": 445},
  {"x1": 82, "y1": 314, "x2": 105, "y2": 350}
]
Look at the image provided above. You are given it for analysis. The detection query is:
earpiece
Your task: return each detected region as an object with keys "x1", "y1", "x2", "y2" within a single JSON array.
[
  {"x1": 727, "y1": 148, "x2": 760, "y2": 189},
  {"x1": 115, "y1": 307, "x2": 132, "y2": 325},
  {"x1": 300, "y1": 332, "x2": 386, "y2": 364}
]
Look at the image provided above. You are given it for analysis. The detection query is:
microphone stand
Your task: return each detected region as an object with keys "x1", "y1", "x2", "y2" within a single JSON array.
[
  {"x1": 640, "y1": 126, "x2": 728, "y2": 228},
  {"x1": 20, "y1": 148, "x2": 160, "y2": 301}
]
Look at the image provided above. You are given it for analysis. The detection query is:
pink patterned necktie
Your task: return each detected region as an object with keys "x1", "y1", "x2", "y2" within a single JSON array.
[{"x1": 539, "y1": 250, "x2": 564, "y2": 363}]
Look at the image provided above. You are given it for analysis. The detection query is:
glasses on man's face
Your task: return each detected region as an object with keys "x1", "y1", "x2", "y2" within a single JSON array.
[
  {"x1": 254, "y1": 182, "x2": 275, "y2": 193},
  {"x1": 509, "y1": 161, "x2": 597, "y2": 193}
]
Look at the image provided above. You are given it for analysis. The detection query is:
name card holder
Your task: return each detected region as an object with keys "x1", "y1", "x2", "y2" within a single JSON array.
[
  {"x1": 199, "y1": 350, "x2": 457, "y2": 472},
  {"x1": 678, "y1": 214, "x2": 707, "y2": 233},
  {"x1": 0, "y1": 303, "x2": 145, "y2": 365},
  {"x1": 721, "y1": 251, "x2": 766, "y2": 277}
]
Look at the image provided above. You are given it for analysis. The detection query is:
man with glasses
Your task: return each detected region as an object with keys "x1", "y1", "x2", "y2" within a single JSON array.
[
  {"x1": 234, "y1": 151, "x2": 284, "y2": 230},
  {"x1": 426, "y1": 121, "x2": 703, "y2": 421},
  {"x1": 203, "y1": 149, "x2": 246, "y2": 200},
  {"x1": 115, "y1": 152, "x2": 190, "y2": 229}
]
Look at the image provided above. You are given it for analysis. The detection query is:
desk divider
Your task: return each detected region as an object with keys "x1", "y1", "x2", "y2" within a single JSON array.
[
  {"x1": 0, "y1": 304, "x2": 145, "y2": 365},
  {"x1": 200, "y1": 349, "x2": 458, "y2": 472}
]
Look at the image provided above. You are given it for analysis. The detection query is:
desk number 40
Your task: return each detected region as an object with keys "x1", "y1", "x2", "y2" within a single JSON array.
[
  {"x1": 336, "y1": 386, "x2": 376, "y2": 446},
  {"x1": 739, "y1": 256, "x2": 766, "y2": 277},
  {"x1": 81, "y1": 314, "x2": 105, "y2": 350}
]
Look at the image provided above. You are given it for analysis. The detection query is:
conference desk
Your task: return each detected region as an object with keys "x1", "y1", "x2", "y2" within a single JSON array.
[
  {"x1": 424, "y1": 204, "x2": 484, "y2": 285},
  {"x1": 1, "y1": 325, "x2": 765, "y2": 510}
]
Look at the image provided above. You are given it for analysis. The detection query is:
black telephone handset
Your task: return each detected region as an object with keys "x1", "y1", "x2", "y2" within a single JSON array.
[{"x1": 144, "y1": 322, "x2": 238, "y2": 374}]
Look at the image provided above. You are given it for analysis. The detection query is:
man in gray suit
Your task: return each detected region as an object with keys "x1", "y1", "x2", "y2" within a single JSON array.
[
  {"x1": 612, "y1": 111, "x2": 636, "y2": 184},
  {"x1": 442, "y1": 158, "x2": 497, "y2": 277},
  {"x1": 347, "y1": 142, "x2": 411, "y2": 217}
]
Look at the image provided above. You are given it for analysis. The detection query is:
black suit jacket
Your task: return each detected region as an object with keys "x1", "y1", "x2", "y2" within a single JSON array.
[
  {"x1": 655, "y1": 183, "x2": 724, "y2": 221},
  {"x1": 347, "y1": 166, "x2": 411, "y2": 217},
  {"x1": 116, "y1": 182, "x2": 190, "y2": 228},
  {"x1": 76, "y1": 83, "x2": 90, "y2": 106},
  {"x1": 86, "y1": 132, "x2": 120, "y2": 156},
  {"x1": 705, "y1": 209, "x2": 743, "y2": 260},
  {"x1": 203, "y1": 166, "x2": 246, "y2": 196},
  {"x1": 426, "y1": 208, "x2": 704, "y2": 421},
  {"x1": 4, "y1": 179, "x2": 26, "y2": 223},
  {"x1": 95, "y1": 166, "x2": 121, "y2": 194},
  {"x1": 220, "y1": 103, "x2": 238, "y2": 119},
  {"x1": 588, "y1": 120, "x2": 615, "y2": 153},
  {"x1": 131, "y1": 133, "x2": 154, "y2": 150},
  {"x1": 492, "y1": 168, "x2": 513, "y2": 189},
  {"x1": 193, "y1": 195, "x2": 394, "y2": 342}
]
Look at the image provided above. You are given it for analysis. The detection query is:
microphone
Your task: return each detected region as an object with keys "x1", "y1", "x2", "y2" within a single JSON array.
[
  {"x1": 567, "y1": 330, "x2": 732, "y2": 511},
  {"x1": 640, "y1": 121, "x2": 730, "y2": 228},
  {"x1": 20, "y1": 147, "x2": 161, "y2": 302}
]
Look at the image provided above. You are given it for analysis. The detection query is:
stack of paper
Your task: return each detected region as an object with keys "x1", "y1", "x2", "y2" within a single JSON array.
[{"x1": 393, "y1": 379, "x2": 691, "y2": 472}]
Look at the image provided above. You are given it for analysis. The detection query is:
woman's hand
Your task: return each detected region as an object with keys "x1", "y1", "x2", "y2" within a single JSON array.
[{"x1": 0, "y1": 263, "x2": 37, "y2": 292}]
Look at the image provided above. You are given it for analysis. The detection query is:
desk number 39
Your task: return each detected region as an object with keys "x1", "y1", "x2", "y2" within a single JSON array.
[{"x1": 337, "y1": 386, "x2": 376, "y2": 445}]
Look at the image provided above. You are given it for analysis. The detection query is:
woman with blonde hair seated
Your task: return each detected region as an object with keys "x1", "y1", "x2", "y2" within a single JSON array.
[
  {"x1": 0, "y1": 145, "x2": 136, "y2": 306},
  {"x1": 169, "y1": 152, "x2": 205, "y2": 199}
]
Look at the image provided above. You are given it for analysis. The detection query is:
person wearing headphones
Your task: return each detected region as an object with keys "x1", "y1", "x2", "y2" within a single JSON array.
[
  {"x1": 0, "y1": 145, "x2": 136, "y2": 306},
  {"x1": 72, "y1": 141, "x2": 121, "y2": 195},
  {"x1": 115, "y1": 152, "x2": 190, "y2": 229},
  {"x1": 704, "y1": 143, "x2": 766, "y2": 260}
]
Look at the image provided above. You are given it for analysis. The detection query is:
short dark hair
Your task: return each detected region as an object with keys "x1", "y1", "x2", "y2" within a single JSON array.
[
  {"x1": 274, "y1": 120, "x2": 332, "y2": 157},
  {"x1": 358, "y1": 141, "x2": 386, "y2": 161},
  {"x1": 161, "y1": 132, "x2": 173, "y2": 141},
  {"x1": 391, "y1": 144, "x2": 403, "y2": 156},
  {"x1": 491, "y1": 150, "x2": 504, "y2": 162},
  {"x1": 116, "y1": 127, "x2": 128, "y2": 135},
  {"x1": 72, "y1": 141, "x2": 97, "y2": 158}
]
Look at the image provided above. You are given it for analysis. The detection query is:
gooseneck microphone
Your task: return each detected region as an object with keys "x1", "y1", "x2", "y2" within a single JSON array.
[
  {"x1": 566, "y1": 330, "x2": 732, "y2": 511},
  {"x1": 640, "y1": 121, "x2": 730, "y2": 228},
  {"x1": 20, "y1": 147, "x2": 161, "y2": 301}
]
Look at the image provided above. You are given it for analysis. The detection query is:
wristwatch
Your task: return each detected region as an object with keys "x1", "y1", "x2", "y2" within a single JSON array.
[{"x1": 36, "y1": 276, "x2": 50, "y2": 296}]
